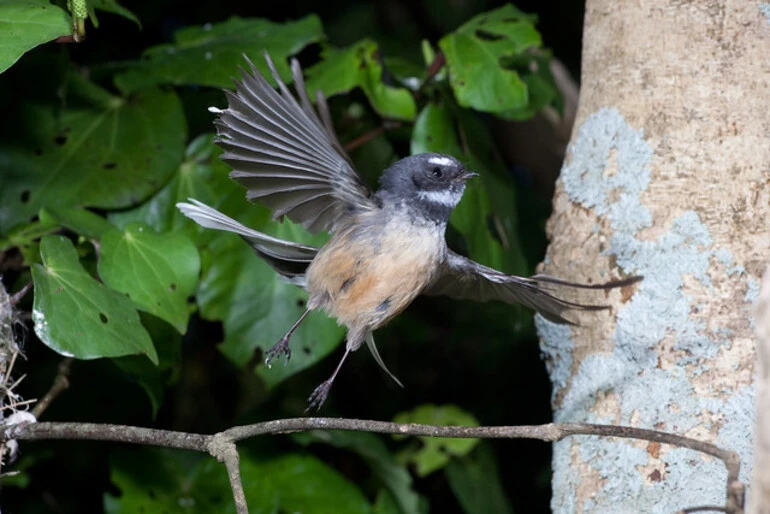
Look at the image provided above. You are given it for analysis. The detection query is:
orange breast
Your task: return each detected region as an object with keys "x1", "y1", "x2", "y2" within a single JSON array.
[{"x1": 306, "y1": 211, "x2": 444, "y2": 331}]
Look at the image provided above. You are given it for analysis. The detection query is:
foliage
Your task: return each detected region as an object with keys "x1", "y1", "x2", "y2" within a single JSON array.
[{"x1": 0, "y1": 1, "x2": 563, "y2": 512}]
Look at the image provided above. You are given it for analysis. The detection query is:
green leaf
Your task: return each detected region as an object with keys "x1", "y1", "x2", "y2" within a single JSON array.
[
  {"x1": 445, "y1": 443, "x2": 514, "y2": 514},
  {"x1": 392, "y1": 404, "x2": 480, "y2": 477},
  {"x1": 112, "y1": 313, "x2": 182, "y2": 417},
  {"x1": 113, "y1": 15, "x2": 325, "y2": 93},
  {"x1": 105, "y1": 448, "x2": 371, "y2": 514},
  {"x1": 0, "y1": 0, "x2": 70, "y2": 75},
  {"x1": 108, "y1": 134, "x2": 234, "y2": 241},
  {"x1": 498, "y1": 51, "x2": 560, "y2": 120},
  {"x1": 197, "y1": 213, "x2": 344, "y2": 388},
  {"x1": 99, "y1": 224, "x2": 200, "y2": 334},
  {"x1": 306, "y1": 39, "x2": 417, "y2": 121},
  {"x1": 439, "y1": 4, "x2": 541, "y2": 114},
  {"x1": 88, "y1": 0, "x2": 141, "y2": 29},
  {"x1": 292, "y1": 431, "x2": 422, "y2": 514},
  {"x1": 373, "y1": 490, "x2": 402, "y2": 514},
  {"x1": 38, "y1": 206, "x2": 115, "y2": 239},
  {"x1": 0, "y1": 76, "x2": 186, "y2": 235},
  {"x1": 31, "y1": 235, "x2": 158, "y2": 363}
]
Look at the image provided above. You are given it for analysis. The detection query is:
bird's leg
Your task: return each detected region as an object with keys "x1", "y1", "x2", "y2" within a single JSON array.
[
  {"x1": 265, "y1": 308, "x2": 311, "y2": 367},
  {"x1": 306, "y1": 348, "x2": 351, "y2": 411}
]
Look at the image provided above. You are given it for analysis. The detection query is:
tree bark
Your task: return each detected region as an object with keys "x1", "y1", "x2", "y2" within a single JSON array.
[
  {"x1": 750, "y1": 266, "x2": 770, "y2": 514},
  {"x1": 539, "y1": 1, "x2": 770, "y2": 512}
]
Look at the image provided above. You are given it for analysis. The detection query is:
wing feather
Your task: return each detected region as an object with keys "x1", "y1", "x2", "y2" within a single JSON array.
[
  {"x1": 425, "y1": 251, "x2": 641, "y2": 325},
  {"x1": 214, "y1": 53, "x2": 373, "y2": 234}
]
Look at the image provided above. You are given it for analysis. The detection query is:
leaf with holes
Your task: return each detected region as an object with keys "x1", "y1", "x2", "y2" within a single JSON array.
[
  {"x1": 0, "y1": 0, "x2": 70, "y2": 75},
  {"x1": 306, "y1": 39, "x2": 417, "y2": 121},
  {"x1": 439, "y1": 4, "x2": 542, "y2": 114},
  {"x1": 108, "y1": 134, "x2": 235, "y2": 244},
  {"x1": 392, "y1": 404, "x2": 479, "y2": 477},
  {"x1": 99, "y1": 223, "x2": 200, "y2": 334},
  {"x1": 31, "y1": 236, "x2": 158, "y2": 363},
  {"x1": 0, "y1": 74, "x2": 185, "y2": 235},
  {"x1": 113, "y1": 15, "x2": 324, "y2": 93}
]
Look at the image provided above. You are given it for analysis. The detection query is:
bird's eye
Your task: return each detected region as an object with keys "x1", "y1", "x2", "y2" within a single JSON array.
[{"x1": 431, "y1": 167, "x2": 443, "y2": 178}]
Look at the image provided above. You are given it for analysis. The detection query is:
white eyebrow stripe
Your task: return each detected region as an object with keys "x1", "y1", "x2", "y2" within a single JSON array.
[
  {"x1": 428, "y1": 156, "x2": 455, "y2": 167},
  {"x1": 417, "y1": 188, "x2": 463, "y2": 207}
]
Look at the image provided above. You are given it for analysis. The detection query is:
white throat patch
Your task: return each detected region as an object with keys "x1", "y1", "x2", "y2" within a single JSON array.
[
  {"x1": 417, "y1": 188, "x2": 463, "y2": 207},
  {"x1": 428, "y1": 156, "x2": 455, "y2": 167}
]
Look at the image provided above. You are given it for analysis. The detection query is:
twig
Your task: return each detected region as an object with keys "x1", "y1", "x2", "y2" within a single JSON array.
[
  {"x1": 208, "y1": 436, "x2": 247, "y2": 514},
  {"x1": 416, "y1": 51, "x2": 447, "y2": 97},
  {"x1": 31, "y1": 358, "x2": 72, "y2": 419},
  {"x1": 9, "y1": 283, "x2": 32, "y2": 307},
  {"x1": 343, "y1": 121, "x2": 401, "y2": 153},
  {"x1": 677, "y1": 507, "x2": 727, "y2": 513},
  {"x1": 2, "y1": 418, "x2": 743, "y2": 513}
]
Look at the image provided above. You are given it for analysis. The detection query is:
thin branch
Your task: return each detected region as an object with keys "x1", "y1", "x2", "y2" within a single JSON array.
[
  {"x1": 208, "y1": 437, "x2": 248, "y2": 514},
  {"x1": 32, "y1": 358, "x2": 73, "y2": 419},
  {"x1": 677, "y1": 507, "x2": 728, "y2": 513},
  {"x1": 343, "y1": 121, "x2": 401, "y2": 153},
  {"x1": 415, "y1": 51, "x2": 446, "y2": 98},
  {"x1": 2, "y1": 418, "x2": 744, "y2": 513},
  {"x1": 9, "y1": 283, "x2": 32, "y2": 307}
]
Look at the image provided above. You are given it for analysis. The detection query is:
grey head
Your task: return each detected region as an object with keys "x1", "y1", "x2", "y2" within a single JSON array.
[{"x1": 375, "y1": 153, "x2": 477, "y2": 224}]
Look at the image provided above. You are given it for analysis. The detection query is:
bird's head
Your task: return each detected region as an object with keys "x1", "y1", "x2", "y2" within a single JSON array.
[{"x1": 377, "y1": 153, "x2": 478, "y2": 223}]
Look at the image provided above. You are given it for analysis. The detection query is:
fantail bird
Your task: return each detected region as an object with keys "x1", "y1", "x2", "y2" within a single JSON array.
[{"x1": 177, "y1": 54, "x2": 641, "y2": 409}]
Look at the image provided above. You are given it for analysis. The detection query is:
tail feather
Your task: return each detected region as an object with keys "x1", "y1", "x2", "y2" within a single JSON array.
[{"x1": 177, "y1": 199, "x2": 317, "y2": 283}]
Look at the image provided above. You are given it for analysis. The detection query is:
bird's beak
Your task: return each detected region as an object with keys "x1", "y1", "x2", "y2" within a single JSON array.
[{"x1": 461, "y1": 171, "x2": 479, "y2": 181}]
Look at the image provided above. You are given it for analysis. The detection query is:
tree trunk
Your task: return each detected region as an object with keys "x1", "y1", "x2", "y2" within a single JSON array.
[{"x1": 539, "y1": 1, "x2": 769, "y2": 512}]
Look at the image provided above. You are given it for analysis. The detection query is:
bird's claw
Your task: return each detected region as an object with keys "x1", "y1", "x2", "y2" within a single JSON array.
[
  {"x1": 264, "y1": 337, "x2": 291, "y2": 367},
  {"x1": 305, "y1": 379, "x2": 333, "y2": 412}
]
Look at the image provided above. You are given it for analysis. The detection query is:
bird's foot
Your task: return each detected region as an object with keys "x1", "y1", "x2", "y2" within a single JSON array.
[
  {"x1": 305, "y1": 379, "x2": 334, "y2": 412},
  {"x1": 264, "y1": 337, "x2": 291, "y2": 367}
]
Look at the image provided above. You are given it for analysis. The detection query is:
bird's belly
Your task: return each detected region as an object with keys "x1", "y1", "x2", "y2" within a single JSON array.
[{"x1": 306, "y1": 220, "x2": 443, "y2": 330}]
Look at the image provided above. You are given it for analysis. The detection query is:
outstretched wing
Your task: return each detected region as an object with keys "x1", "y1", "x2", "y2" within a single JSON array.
[
  {"x1": 424, "y1": 251, "x2": 641, "y2": 324},
  {"x1": 213, "y1": 53, "x2": 374, "y2": 234},
  {"x1": 177, "y1": 199, "x2": 317, "y2": 285}
]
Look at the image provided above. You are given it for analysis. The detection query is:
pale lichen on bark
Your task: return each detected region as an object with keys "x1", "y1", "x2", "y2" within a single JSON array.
[{"x1": 538, "y1": 0, "x2": 769, "y2": 511}]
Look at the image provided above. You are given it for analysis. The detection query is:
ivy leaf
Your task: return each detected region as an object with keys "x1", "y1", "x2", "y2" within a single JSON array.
[
  {"x1": 0, "y1": 75, "x2": 186, "y2": 235},
  {"x1": 392, "y1": 404, "x2": 479, "y2": 477},
  {"x1": 306, "y1": 39, "x2": 417, "y2": 121},
  {"x1": 31, "y1": 236, "x2": 158, "y2": 364},
  {"x1": 439, "y1": 4, "x2": 541, "y2": 114},
  {"x1": 114, "y1": 15, "x2": 325, "y2": 93},
  {"x1": 498, "y1": 50, "x2": 561, "y2": 120},
  {"x1": 98, "y1": 224, "x2": 200, "y2": 334},
  {"x1": 0, "y1": 0, "x2": 70, "y2": 75},
  {"x1": 105, "y1": 448, "x2": 372, "y2": 513}
]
